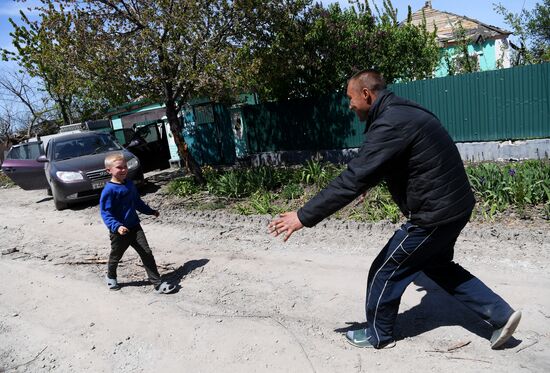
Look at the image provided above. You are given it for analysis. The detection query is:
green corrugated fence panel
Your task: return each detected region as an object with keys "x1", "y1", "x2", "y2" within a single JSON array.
[
  {"x1": 242, "y1": 93, "x2": 362, "y2": 153},
  {"x1": 242, "y1": 63, "x2": 549, "y2": 153},
  {"x1": 390, "y1": 63, "x2": 550, "y2": 142}
]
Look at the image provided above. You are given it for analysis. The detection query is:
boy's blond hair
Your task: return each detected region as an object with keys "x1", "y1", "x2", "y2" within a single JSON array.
[{"x1": 104, "y1": 152, "x2": 126, "y2": 168}]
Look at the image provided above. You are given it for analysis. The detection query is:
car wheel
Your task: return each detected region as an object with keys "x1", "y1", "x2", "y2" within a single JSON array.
[
  {"x1": 54, "y1": 197, "x2": 68, "y2": 210},
  {"x1": 51, "y1": 185, "x2": 67, "y2": 210}
]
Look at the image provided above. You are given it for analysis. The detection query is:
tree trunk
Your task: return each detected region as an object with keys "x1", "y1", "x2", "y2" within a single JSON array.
[
  {"x1": 165, "y1": 100, "x2": 205, "y2": 185},
  {"x1": 58, "y1": 99, "x2": 72, "y2": 126}
]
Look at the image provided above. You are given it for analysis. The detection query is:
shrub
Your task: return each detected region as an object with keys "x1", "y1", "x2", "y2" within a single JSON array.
[
  {"x1": 167, "y1": 177, "x2": 200, "y2": 197},
  {"x1": 0, "y1": 172, "x2": 15, "y2": 188},
  {"x1": 301, "y1": 159, "x2": 343, "y2": 187},
  {"x1": 280, "y1": 183, "x2": 304, "y2": 200},
  {"x1": 467, "y1": 160, "x2": 550, "y2": 219}
]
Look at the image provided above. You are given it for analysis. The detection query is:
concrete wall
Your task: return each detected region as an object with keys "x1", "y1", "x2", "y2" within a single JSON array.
[
  {"x1": 247, "y1": 138, "x2": 550, "y2": 167},
  {"x1": 456, "y1": 138, "x2": 550, "y2": 162}
]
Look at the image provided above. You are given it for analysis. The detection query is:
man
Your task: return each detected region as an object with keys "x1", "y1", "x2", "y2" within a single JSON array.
[{"x1": 268, "y1": 69, "x2": 521, "y2": 349}]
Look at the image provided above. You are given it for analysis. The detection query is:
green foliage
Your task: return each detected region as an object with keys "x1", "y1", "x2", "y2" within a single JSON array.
[
  {"x1": 0, "y1": 172, "x2": 15, "y2": 188},
  {"x1": 442, "y1": 22, "x2": 480, "y2": 76},
  {"x1": 167, "y1": 177, "x2": 200, "y2": 197},
  {"x1": 301, "y1": 159, "x2": 343, "y2": 187},
  {"x1": 242, "y1": 0, "x2": 440, "y2": 100},
  {"x1": 204, "y1": 166, "x2": 296, "y2": 198},
  {"x1": 238, "y1": 191, "x2": 282, "y2": 215},
  {"x1": 281, "y1": 183, "x2": 304, "y2": 200},
  {"x1": 495, "y1": 0, "x2": 550, "y2": 65},
  {"x1": 467, "y1": 161, "x2": 550, "y2": 219},
  {"x1": 169, "y1": 160, "x2": 549, "y2": 221},
  {"x1": 2, "y1": 2, "x2": 117, "y2": 125},
  {"x1": 348, "y1": 184, "x2": 401, "y2": 223}
]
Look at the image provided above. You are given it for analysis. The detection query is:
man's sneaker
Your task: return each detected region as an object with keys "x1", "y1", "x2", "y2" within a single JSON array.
[
  {"x1": 490, "y1": 310, "x2": 522, "y2": 349},
  {"x1": 345, "y1": 328, "x2": 396, "y2": 349},
  {"x1": 105, "y1": 276, "x2": 121, "y2": 291}
]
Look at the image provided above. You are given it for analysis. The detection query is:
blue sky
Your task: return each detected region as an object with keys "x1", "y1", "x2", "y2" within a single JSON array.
[
  {"x1": 319, "y1": 0, "x2": 538, "y2": 31},
  {"x1": 0, "y1": 0, "x2": 539, "y2": 73}
]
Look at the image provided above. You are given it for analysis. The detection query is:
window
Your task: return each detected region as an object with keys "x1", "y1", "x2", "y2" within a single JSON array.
[
  {"x1": 193, "y1": 104, "x2": 215, "y2": 125},
  {"x1": 53, "y1": 134, "x2": 121, "y2": 160},
  {"x1": 6, "y1": 142, "x2": 43, "y2": 160}
]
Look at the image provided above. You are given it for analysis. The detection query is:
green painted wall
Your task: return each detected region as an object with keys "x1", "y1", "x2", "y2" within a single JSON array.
[{"x1": 435, "y1": 40, "x2": 500, "y2": 77}]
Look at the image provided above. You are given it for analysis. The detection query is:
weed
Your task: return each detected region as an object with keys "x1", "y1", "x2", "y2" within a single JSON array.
[
  {"x1": 0, "y1": 172, "x2": 15, "y2": 188},
  {"x1": 167, "y1": 177, "x2": 200, "y2": 197},
  {"x1": 165, "y1": 160, "x2": 549, "y2": 222},
  {"x1": 280, "y1": 183, "x2": 303, "y2": 200},
  {"x1": 348, "y1": 184, "x2": 402, "y2": 223},
  {"x1": 301, "y1": 160, "x2": 343, "y2": 187}
]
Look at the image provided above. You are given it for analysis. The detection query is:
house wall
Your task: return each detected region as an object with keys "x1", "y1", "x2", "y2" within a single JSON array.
[
  {"x1": 110, "y1": 103, "x2": 180, "y2": 162},
  {"x1": 110, "y1": 103, "x2": 165, "y2": 130},
  {"x1": 435, "y1": 39, "x2": 501, "y2": 77},
  {"x1": 495, "y1": 38, "x2": 511, "y2": 68}
]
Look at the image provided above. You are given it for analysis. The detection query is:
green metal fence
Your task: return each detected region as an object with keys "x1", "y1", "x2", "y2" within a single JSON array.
[
  {"x1": 242, "y1": 94, "x2": 362, "y2": 153},
  {"x1": 242, "y1": 63, "x2": 550, "y2": 153}
]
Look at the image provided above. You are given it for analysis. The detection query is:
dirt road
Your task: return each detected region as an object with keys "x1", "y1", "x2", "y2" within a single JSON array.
[{"x1": 1, "y1": 180, "x2": 549, "y2": 372}]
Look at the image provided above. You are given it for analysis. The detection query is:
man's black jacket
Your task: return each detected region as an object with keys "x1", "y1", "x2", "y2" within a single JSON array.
[{"x1": 297, "y1": 89, "x2": 476, "y2": 228}]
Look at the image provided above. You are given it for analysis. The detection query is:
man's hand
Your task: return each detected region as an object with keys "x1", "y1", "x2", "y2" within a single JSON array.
[
  {"x1": 268, "y1": 211, "x2": 304, "y2": 242},
  {"x1": 117, "y1": 226, "x2": 129, "y2": 235},
  {"x1": 153, "y1": 210, "x2": 160, "y2": 218}
]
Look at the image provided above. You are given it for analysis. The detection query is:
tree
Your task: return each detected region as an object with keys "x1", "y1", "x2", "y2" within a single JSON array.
[
  {"x1": 495, "y1": 0, "x2": 550, "y2": 65},
  {"x1": 3, "y1": 2, "x2": 131, "y2": 127},
  {"x1": 441, "y1": 21, "x2": 480, "y2": 76},
  {"x1": 0, "y1": 71, "x2": 54, "y2": 137},
  {"x1": 24, "y1": 0, "x2": 306, "y2": 183},
  {"x1": 3, "y1": 3, "x2": 81, "y2": 126},
  {"x1": 241, "y1": 0, "x2": 440, "y2": 101}
]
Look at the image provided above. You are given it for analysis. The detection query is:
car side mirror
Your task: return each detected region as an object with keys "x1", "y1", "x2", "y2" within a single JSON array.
[{"x1": 36, "y1": 155, "x2": 49, "y2": 163}]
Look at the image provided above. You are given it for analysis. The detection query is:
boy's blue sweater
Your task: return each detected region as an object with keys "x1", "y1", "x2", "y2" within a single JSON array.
[{"x1": 99, "y1": 179, "x2": 155, "y2": 233}]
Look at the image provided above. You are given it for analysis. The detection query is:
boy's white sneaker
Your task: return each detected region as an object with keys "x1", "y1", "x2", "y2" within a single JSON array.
[{"x1": 106, "y1": 276, "x2": 121, "y2": 291}]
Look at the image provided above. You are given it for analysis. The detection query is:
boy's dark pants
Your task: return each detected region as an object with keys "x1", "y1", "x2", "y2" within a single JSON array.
[
  {"x1": 365, "y1": 217, "x2": 515, "y2": 348},
  {"x1": 107, "y1": 225, "x2": 162, "y2": 287}
]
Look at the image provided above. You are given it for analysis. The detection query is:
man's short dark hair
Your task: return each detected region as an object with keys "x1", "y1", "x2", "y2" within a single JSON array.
[{"x1": 349, "y1": 69, "x2": 387, "y2": 92}]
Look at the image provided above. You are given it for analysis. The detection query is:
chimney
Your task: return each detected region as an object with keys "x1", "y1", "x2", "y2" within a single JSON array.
[{"x1": 424, "y1": 1, "x2": 432, "y2": 8}]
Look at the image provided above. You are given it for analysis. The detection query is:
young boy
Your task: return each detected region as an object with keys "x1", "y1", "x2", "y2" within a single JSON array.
[{"x1": 99, "y1": 152, "x2": 175, "y2": 294}]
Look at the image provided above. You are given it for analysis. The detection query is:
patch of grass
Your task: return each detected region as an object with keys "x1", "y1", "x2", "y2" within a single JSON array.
[
  {"x1": 0, "y1": 172, "x2": 15, "y2": 188},
  {"x1": 467, "y1": 160, "x2": 550, "y2": 220},
  {"x1": 346, "y1": 184, "x2": 402, "y2": 223},
  {"x1": 280, "y1": 183, "x2": 303, "y2": 200},
  {"x1": 167, "y1": 177, "x2": 200, "y2": 197},
  {"x1": 300, "y1": 159, "x2": 343, "y2": 187},
  {"x1": 234, "y1": 191, "x2": 282, "y2": 215},
  {"x1": 165, "y1": 160, "x2": 549, "y2": 222}
]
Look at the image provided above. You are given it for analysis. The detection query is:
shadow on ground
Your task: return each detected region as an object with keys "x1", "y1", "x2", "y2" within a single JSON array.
[
  {"x1": 117, "y1": 259, "x2": 209, "y2": 294},
  {"x1": 159, "y1": 258, "x2": 210, "y2": 294},
  {"x1": 144, "y1": 168, "x2": 186, "y2": 186},
  {"x1": 334, "y1": 273, "x2": 522, "y2": 350}
]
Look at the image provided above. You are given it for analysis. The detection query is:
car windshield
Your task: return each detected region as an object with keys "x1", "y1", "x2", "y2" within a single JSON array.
[{"x1": 53, "y1": 134, "x2": 122, "y2": 161}]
